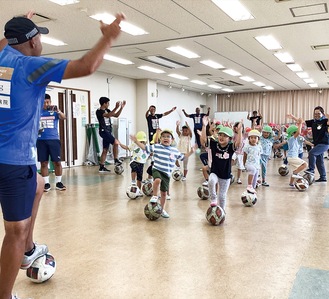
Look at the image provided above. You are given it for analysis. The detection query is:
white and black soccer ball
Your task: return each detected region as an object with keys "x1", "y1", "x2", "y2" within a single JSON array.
[
  {"x1": 142, "y1": 182, "x2": 153, "y2": 196},
  {"x1": 205, "y1": 206, "x2": 225, "y2": 226},
  {"x1": 303, "y1": 173, "x2": 315, "y2": 185},
  {"x1": 278, "y1": 165, "x2": 289, "y2": 176},
  {"x1": 241, "y1": 191, "x2": 257, "y2": 207},
  {"x1": 294, "y1": 178, "x2": 309, "y2": 192},
  {"x1": 197, "y1": 186, "x2": 209, "y2": 200},
  {"x1": 144, "y1": 202, "x2": 162, "y2": 221},
  {"x1": 126, "y1": 185, "x2": 140, "y2": 199},
  {"x1": 172, "y1": 169, "x2": 183, "y2": 181},
  {"x1": 26, "y1": 253, "x2": 56, "y2": 283},
  {"x1": 114, "y1": 165, "x2": 124, "y2": 175}
]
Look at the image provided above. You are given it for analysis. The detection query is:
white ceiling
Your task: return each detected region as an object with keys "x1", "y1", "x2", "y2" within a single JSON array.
[{"x1": 2, "y1": 0, "x2": 329, "y2": 94}]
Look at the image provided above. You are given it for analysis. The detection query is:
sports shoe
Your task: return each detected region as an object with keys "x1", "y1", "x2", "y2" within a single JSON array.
[
  {"x1": 292, "y1": 173, "x2": 303, "y2": 179},
  {"x1": 166, "y1": 195, "x2": 171, "y2": 200},
  {"x1": 202, "y1": 180, "x2": 208, "y2": 186},
  {"x1": 44, "y1": 183, "x2": 51, "y2": 192},
  {"x1": 262, "y1": 181, "x2": 269, "y2": 187},
  {"x1": 289, "y1": 183, "x2": 295, "y2": 189},
  {"x1": 99, "y1": 166, "x2": 111, "y2": 173},
  {"x1": 210, "y1": 200, "x2": 217, "y2": 207},
  {"x1": 246, "y1": 186, "x2": 256, "y2": 194},
  {"x1": 315, "y1": 178, "x2": 327, "y2": 182},
  {"x1": 114, "y1": 159, "x2": 122, "y2": 166},
  {"x1": 237, "y1": 178, "x2": 242, "y2": 184},
  {"x1": 20, "y1": 243, "x2": 48, "y2": 270},
  {"x1": 161, "y1": 210, "x2": 170, "y2": 218},
  {"x1": 181, "y1": 176, "x2": 186, "y2": 181},
  {"x1": 150, "y1": 196, "x2": 158, "y2": 203},
  {"x1": 56, "y1": 182, "x2": 66, "y2": 191}
]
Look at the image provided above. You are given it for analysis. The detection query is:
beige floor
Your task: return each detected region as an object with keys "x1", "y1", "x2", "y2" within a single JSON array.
[{"x1": 8, "y1": 154, "x2": 329, "y2": 299}]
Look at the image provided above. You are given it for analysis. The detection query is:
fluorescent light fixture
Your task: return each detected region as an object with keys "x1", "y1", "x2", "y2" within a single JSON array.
[
  {"x1": 255, "y1": 35, "x2": 282, "y2": 50},
  {"x1": 138, "y1": 66, "x2": 165, "y2": 74},
  {"x1": 49, "y1": 0, "x2": 79, "y2": 5},
  {"x1": 253, "y1": 81, "x2": 265, "y2": 87},
  {"x1": 304, "y1": 78, "x2": 314, "y2": 83},
  {"x1": 263, "y1": 86, "x2": 274, "y2": 90},
  {"x1": 286, "y1": 63, "x2": 303, "y2": 72},
  {"x1": 222, "y1": 69, "x2": 241, "y2": 76},
  {"x1": 211, "y1": 0, "x2": 254, "y2": 21},
  {"x1": 200, "y1": 60, "x2": 224, "y2": 69},
  {"x1": 140, "y1": 56, "x2": 188, "y2": 69},
  {"x1": 239, "y1": 76, "x2": 255, "y2": 82},
  {"x1": 168, "y1": 74, "x2": 189, "y2": 80},
  {"x1": 166, "y1": 46, "x2": 200, "y2": 58},
  {"x1": 296, "y1": 72, "x2": 309, "y2": 78},
  {"x1": 103, "y1": 54, "x2": 134, "y2": 65},
  {"x1": 190, "y1": 80, "x2": 207, "y2": 85},
  {"x1": 90, "y1": 13, "x2": 148, "y2": 36},
  {"x1": 41, "y1": 36, "x2": 67, "y2": 46},
  {"x1": 208, "y1": 84, "x2": 222, "y2": 89},
  {"x1": 274, "y1": 52, "x2": 294, "y2": 63},
  {"x1": 222, "y1": 88, "x2": 234, "y2": 92},
  {"x1": 309, "y1": 83, "x2": 318, "y2": 88}
]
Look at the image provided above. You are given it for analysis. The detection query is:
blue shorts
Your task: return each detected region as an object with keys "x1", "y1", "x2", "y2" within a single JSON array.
[
  {"x1": 199, "y1": 153, "x2": 208, "y2": 166},
  {"x1": 0, "y1": 164, "x2": 37, "y2": 221},
  {"x1": 37, "y1": 139, "x2": 61, "y2": 162},
  {"x1": 99, "y1": 130, "x2": 115, "y2": 149}
]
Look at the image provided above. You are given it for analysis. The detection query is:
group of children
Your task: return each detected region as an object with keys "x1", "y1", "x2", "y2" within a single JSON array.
[{"x1": 116, "y1": 114, "x2": 314, "y2": 220}]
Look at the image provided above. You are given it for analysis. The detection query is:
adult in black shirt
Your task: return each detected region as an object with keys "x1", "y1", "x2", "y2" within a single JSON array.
[
  {"x1": 145, "y1": 105, "x2": 176, "y2": 142},
  {"x1": 182, "y1": 106, "x2": 210, "y2": 148},
  {"x1": 304, "y1": 106, "x2": 329, "y2": 182},
  {"x1": 96, "y1": 97, "x2": 126, "y2": 172},
  {"x1": 247, "y1": 110, "x2": 262, "y2": 128}
]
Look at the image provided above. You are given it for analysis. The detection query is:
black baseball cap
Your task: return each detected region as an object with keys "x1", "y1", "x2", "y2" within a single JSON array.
[{"x1": 4, "y1": 17, "x2": 49, "y2": 45}]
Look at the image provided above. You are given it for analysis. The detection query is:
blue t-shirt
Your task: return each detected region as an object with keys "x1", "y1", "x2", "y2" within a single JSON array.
[
  {"x1": 38, "y1": 109, "x2": 60, "y2": 140},
  {"x1": 189, "y1": 113, "x2": 206, "y2": 130},
  {"x1": 0, "y1": 46, "x2": 69, "y2": 165}
]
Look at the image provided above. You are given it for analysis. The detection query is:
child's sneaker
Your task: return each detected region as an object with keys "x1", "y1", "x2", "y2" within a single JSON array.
[
  {"x1": 166, "y1": 195, "x2": 171, "y2": 200},
  {"x1": 261, "y1": 181, "x2": 269, "y2": 187},
  {"x1": 202, "y1": 180, "x2": 208, "y2": 186},
  {"x1": 210, "y1": 200, "x2": 217, "y2": 207},
  {"x1": 150, "y1": 196, "x2": 158, "y2": 203},
  {"x1": 292, "y1": 173, "x2": 303, "y2": 179},
  {"x1": 181, "y1": 176, "x2": 186, "y2": 181},
  {"x1": 246, "y1": 186, "x2": 256, "y2": 194},
  {"x1": 289, "y1": 183, "x2": 295, "y2": 189},
  {"x1": 237, "y1": 178, "x2": 242, "y2": 184},
  {"x1": 161, "y1": 210, "x2": 170, "y2": 218}
]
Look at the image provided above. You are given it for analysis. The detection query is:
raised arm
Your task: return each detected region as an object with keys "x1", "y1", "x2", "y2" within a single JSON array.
[
  {"x1": 234, "y1": 121, "x2": 243, "y2": 149},
  {"x1": 200, "y1": 116, "x2": 209, "y2": 145},
  {"x1": 176, "y1": 121, "x2": 181, "y2": 137},
  {"x1": 130, "y1": 135, "x2": 146, "y2": 150},
  {"x1": 63, "y1": 13, "x2": 124, "y2": 79},
  {"x1": 182, "y1": 109, "x2": 189, "y2": 118},
  {"x1": 163, "y1": 106, "x2": 177, "y2": 116},
  {"x1": 206, "y1": 107, "x2": 210, "y2": 116}
]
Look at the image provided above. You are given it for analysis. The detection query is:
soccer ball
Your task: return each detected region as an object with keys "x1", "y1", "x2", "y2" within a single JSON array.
[
  {"x1": 230, "y1": 174, "x2": 235, "y2": 185},
  {"x1": 241, "y1": 191, "x2": 257, "y2": 207},
  {"x1": 278, "y1": 165, "x2": 289, "y2": 176},
  {"x1": 276, "y1": 151, "x2": 283, "y2": 158},
  {"x1": 142, "y1": 182, "x2": 153, "y2": 196},
  {"x1": 114, "y1": 165, "x2": 124, "y2": 175},
  {"x1": 172, "y1": 169, "x2": 183, "y2": 181},
  {"x1": 26, "y1": 253, "x2": 56, "y2": 283},
  {"x1": 205, "y1": 206, "x2": 225, "y2": 226},
  {"x1": 294, "y1": 178, "x2": 309, "y2": 192},
  {"x1": 126, "y1": 185, "x2": 140, "y2": 199},
  {"x1": 303, "y1": 173, "x2": 315, "y2": 185},
  {"x1": 144, "y1": 202, "x2": 162, "y2": 220},
  {"x1": 197, "y1": 186, "x2": 209, "y2": 200}
]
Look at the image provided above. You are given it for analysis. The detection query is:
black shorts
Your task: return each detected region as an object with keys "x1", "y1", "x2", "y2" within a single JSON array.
[
  {"x1": 37, "y1": 139, "x2": 61, "y2": 162},
  {"x1": 130, "y1": 161, "x2": 144, "y2": 181},
  {"x1": 100, "y1": 130, "x2": 115, "y2": 149}
]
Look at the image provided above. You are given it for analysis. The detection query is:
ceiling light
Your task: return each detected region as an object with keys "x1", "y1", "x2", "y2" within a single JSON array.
[
  {"x1": 211, "y1": 0, "x2": 254, "y2": 21},
  {"x1": 190, "y1": 80, "x2": 207, "y2": 85},
  {"x1": 296, "y1": 72, "x2": 309, "y2": 78},
  {"x1": 41, "y1": 36, "x2": 67, "y2": 46},
  {"x1": 200, "y1": 60, "x2": 224, "y2": 69},
  {"x1": 222, "y1": 69, "x2": 241, "y2": 76},
  {"x1": 90, "y1": 13, "x2": 148, "y2": 36},
  {"x1": 168, "y1": 74, "x2": 189, "y2": 80},
  {"x1": 49, "y1": 0, "x2": 79, "y2": 5},
  {"x1": 239, "y1": 76, "x2": 255, "y2": 82},
  {"x1": 103, "y1": 54, "x2": 134, "y2": 65},
  {"x1": 222, "y1": 88, "x2": 234, "y2": 92},
  {"x1": 304, "y1": 78, "x2": 314, "y2": 83},
  {"x1": 168, "y1": 83, "x2": 172, "y2": 89},
  {"x1": 181, "y1": 87, "x2": 185, "y2": 92},
  {"x1": 140, "y1": 56, "x2": 188, "y2": 69},
  {"x1": 263, "y1": 86, "x2": 274, "y2": 90},
  {"x1": 253, "y1": 81, "x2": 265, "y2": 87},
  {"x1": 309, "y1": 83, "x2": 318, "y2": 88},
  {"x1": 208, "y1": 84, "x2": 222, "y2": 89},
  {"x1": 138, "y1": 66, "x2": 165, "y2": 74},
  {"x1": 166, "y1": 46, "x2": 200, "y2": 58},
  {"x1": 255, "y1": 35, "x2": 282, "y2": 50},
  {"x1": 286, "y1": 63, "x2": 303, "y2": 72},
  {"x1": 274, "y1": 52, "x2": 294, "y2": 63}
]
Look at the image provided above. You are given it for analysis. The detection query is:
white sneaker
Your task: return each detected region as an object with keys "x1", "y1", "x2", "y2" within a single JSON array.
[
  {"x1": 161, "y1": 210, "x2": 170, "y2": 218},
  {"x1": 292, "y1": 173, "x2": 303, "y2": 179},
  {"x1": 150, "y1": 196, "x2": 158, "y2": 203},
  {"x1": 181, "y1": 176, "x2": 186, "y2": 181},
  {"x1": 202, "y1": 180, "x2": 208, "y2": 186},
  {"x1": 166, "y1": 195, "x2": 171, "y2": 200},
  {"x1": 246, "y1": 186, "x2": 257, "y2": 194},
  {"x1": 20, "y1": 243, "x2": 48, "y2": 270},
  {"x1": 237, "y1": 178, "x2": 242, "y2": 184}
]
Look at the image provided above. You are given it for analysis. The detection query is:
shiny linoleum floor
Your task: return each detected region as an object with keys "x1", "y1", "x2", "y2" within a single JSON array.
[{"x1": 8, "y1": 154, "x2": 329, "y2": 299}]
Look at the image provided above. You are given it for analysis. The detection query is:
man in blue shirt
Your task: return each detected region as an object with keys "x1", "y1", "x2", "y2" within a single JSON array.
[
  {"x1": 0, "y1": 12, "x2": 124, "y2": 299},
  {"x1": 37, "y1": 93, "x2": 67, "y2": 191}
]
